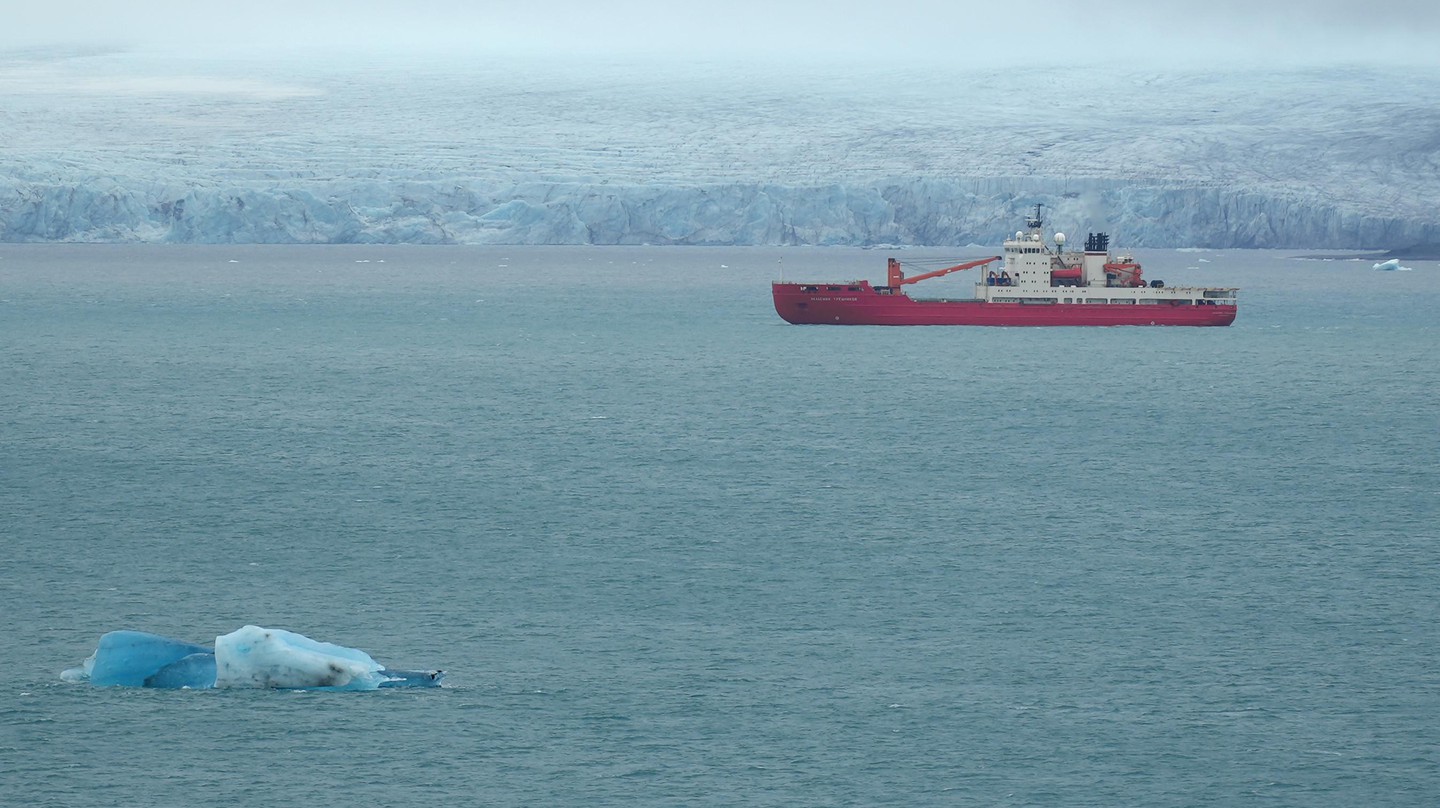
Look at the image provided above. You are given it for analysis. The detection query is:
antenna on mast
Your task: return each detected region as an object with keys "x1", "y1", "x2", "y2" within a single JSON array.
[{"x1": 1026, "y1": 203, "x2": 1044, "y2": 231}]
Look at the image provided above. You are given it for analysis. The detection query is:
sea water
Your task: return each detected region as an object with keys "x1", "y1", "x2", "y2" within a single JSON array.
[{"x1": 2, "y1": 245, "x2": 1437, "y2": 806}]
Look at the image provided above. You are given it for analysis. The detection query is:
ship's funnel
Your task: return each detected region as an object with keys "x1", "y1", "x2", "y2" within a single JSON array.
[{"x1": 1085, "y1": 232, "x2": 1109, "y2": 253}]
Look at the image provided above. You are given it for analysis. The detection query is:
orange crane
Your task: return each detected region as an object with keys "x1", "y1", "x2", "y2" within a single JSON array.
[{"x1": 887, "y1": 256, "x2": 1003, "y2": 288}]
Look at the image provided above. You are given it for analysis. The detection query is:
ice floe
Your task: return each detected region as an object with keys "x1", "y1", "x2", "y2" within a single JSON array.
[
  {"x1": 61, "y1": 626, "x2": 443, "y2": 690},
  {"x1": 1373, "y1": 258, "x2": 1411, "y2": 271}
]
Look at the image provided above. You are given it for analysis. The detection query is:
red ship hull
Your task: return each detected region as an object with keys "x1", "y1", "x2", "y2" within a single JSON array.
[{"x1": 773, "y1": 282, "x2": 1237, "y2": 326}]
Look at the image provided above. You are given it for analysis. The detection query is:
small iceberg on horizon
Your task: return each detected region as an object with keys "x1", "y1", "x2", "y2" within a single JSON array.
[
  {"x1": 62, "y1": 626, "x2": 443, "y2": 691},
  {"x1": 1373, "y1": 258, "x2": 1411, "y2": 271}
]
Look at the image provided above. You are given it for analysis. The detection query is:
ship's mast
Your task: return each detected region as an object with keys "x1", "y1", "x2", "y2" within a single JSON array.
[{"x1": 1025, "y1": 203, "x2": 1044, "y2": 235}]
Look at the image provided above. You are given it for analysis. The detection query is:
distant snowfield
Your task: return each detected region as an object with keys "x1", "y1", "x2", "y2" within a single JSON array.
[{"x1": 1, "y1": 50, "x2": 1436, "y2": 248}]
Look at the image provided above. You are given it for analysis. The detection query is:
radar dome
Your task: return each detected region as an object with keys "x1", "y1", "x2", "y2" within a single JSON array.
[{"x1": 1055, "y1": 232, "x2": 1066, "y2": 246}]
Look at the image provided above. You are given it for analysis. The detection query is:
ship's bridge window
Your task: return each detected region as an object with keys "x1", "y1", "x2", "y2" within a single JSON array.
[
  {"x1": 827, "y1": 286, "x2": 841, "y2": 291},
  {"x1": 847, "y1": 286, "x2": 860, "y2": 291}
]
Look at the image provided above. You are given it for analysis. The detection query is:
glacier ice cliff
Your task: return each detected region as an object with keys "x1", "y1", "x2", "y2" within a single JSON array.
[
  {"x1": 2, "y1": 54, "x2": 1437, "y2": 249},
  {"x1": 7, "y1": 176, "x2": 1437, "y2": 249},
  {"x1": 62, "y1": 627, "x2": 443, "y2": 690}
]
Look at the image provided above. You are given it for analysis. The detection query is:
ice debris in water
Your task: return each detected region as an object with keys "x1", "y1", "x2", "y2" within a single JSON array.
[
  {"x1": 61, "y1": 626, "x2": 443, "y2": 690},
  {"x1": 1372, "y1": 258, "x2": 1410, "y2": 271}
]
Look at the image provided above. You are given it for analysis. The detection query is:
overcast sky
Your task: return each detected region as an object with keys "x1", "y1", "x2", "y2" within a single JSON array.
[{"x1": 4, "y1": 1, "x2": 1438, "y2": 65}]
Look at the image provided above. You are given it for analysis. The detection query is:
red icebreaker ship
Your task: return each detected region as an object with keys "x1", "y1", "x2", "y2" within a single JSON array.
[{"x1": 772, "y1": 206, "x2": 1237, "y2": 326}]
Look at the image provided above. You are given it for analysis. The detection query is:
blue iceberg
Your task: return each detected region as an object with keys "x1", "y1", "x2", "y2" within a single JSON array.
[{"x1": 62, "y1": 626, "x2": 443, "y2": 690}]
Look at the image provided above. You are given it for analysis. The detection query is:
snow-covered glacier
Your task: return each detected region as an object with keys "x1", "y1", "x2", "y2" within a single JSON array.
[{"x1": 2, "y1": 52, "x2": 1437, "y2": 248}]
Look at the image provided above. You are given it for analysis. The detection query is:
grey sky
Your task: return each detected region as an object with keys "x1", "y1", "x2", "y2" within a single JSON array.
[{"x1": 5, "y1": 1, "x2": 1439, "y2": 64}]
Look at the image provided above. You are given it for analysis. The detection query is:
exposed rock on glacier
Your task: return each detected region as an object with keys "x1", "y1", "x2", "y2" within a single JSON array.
[{"x1": 61, "y1": 627, "x2": 443, "y2": 690}]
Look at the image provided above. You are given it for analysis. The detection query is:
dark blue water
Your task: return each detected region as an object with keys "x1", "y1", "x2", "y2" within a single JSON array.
[{"x1": 3, "y1": 245, "x2": 1437, "y2": 806}]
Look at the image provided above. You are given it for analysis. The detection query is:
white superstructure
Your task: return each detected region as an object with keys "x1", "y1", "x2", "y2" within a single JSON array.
[{"x1": 976, "y1": 206, "x2": 1238, "y2": 308}]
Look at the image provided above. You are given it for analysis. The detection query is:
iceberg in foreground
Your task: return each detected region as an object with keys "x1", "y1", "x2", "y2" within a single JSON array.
[{"x1": 62, "y1": 626, "x2": 443, "y2": 690}]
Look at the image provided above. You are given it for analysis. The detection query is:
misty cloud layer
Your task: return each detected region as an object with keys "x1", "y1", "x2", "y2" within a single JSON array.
[{"x1": 4, "y1": 1, "x2": 1439, "y2": 64}]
